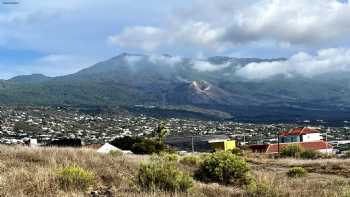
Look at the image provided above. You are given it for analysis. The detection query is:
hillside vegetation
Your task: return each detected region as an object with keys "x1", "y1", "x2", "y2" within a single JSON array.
[{"x1": 0, "y1": 146, "x2": 350, "y2": 196}]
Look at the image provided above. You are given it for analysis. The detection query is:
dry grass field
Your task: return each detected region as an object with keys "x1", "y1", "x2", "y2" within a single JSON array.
[{"x1": 0, "y1": 145, "x2": 350, "y2": 197}]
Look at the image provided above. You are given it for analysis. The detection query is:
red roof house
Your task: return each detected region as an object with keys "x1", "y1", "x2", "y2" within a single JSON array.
[
  {"x1": 250, "y1": 141, "x2": 332, "y2": 154},
  {"x1": 279, "y1": 127, "x2": 319, "y2": 137},
  {"x1": 249, "y1": 127, "x2": 333, "y2": 154}
]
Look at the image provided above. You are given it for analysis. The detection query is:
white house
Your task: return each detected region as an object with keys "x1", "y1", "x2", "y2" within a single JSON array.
[
  {"x1": 250, "y1": 127, "x2": 333, "y2": 154},
  {"x1": 97, "y1": 143, "x2": 122, "y2": 154},
  {"x1": 280, "y1": 127, "x2": 322, "y2": 143}
]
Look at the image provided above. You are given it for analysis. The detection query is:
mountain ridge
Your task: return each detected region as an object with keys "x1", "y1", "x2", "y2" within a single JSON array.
[{"x1": 2, "y1": 53, "x2": 350, "y2": 122}]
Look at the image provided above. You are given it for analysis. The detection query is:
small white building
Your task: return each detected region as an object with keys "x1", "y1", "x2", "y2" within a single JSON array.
[
  {"x1": 97, "y1": 143, "x2": 122, "y2": 154},
  {"x1": 22, "y1": 138, "x2": 38, "y2": 147}
]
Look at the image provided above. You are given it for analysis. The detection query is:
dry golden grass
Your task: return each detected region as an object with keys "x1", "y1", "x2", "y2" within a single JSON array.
[
  {"x1": 0, "y1": 146, "x2": 349, "y2": 197},
  {"x1": 250, "y1": 168, "x2": 350, "y2": 197},
  {"x1": 0, "y1": 145, "x2": 141, "y2": 196}
]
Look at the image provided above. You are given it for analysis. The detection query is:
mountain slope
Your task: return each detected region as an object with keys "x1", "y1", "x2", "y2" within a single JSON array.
[{"x1": 1, "y1": 53, "x2": 350, "y2": 121}]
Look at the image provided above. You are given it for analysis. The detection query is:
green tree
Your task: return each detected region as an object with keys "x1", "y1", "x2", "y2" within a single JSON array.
[{"x1": 153, "y1": 122, "x2": 169, "y2": 144}]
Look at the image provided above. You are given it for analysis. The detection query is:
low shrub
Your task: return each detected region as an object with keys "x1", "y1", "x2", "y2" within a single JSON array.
[
  {"x1": 198, "y1": 153, "x2": 210, "y2": 159},
  {"x1": 180, "y1": 155, "x2": 202, "y2": 167},
  {"x1": 287, "y1": 167, "x2": 307, "y2": 178},
  {"x1": 300, "y1": 149, "x2": 320, "y2": 159},
  {"x1": 281, "y1": 145, "x2": 333, "y2": 159},
  {"x1": 280, "y1": 144, "x2": 303, "y2": 157},
  {"x1": 162, "y1": 153, "x2": 179, "y2": 162},
  {"x1": 320, "y1": 152, "x2": 336, "y2": 159},
  {"x1": 153, "y1": 152, "x2": 179, "y2": 162},
  {"x1": 231, "y1": 148, "x2": 244, "y2": 156},
  {"x1": 245, "y1": 179, "x2": 280, "y2": 197},
  {"x1": 137, "y1": 160, "x2": 193, "y2": 192},
  {"x1": 57, "y1": 165, "x2": 95, "y2": 191},
  {"x1": 195, "y1": 151, "x2": 250, "y2": 185}
]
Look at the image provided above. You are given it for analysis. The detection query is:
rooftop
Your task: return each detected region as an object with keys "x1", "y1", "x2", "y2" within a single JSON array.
[
  {"x1": 280, "y1": 127, "x2": 319, "y2": 137},
  {"x1": 249, "y1": 141, "x2": 332, "y2": 153}
]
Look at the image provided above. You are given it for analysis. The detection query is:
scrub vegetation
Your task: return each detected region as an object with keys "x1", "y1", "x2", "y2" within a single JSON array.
[{"x1": 0, "y1": 146, "x2": 349, "y2": 196}]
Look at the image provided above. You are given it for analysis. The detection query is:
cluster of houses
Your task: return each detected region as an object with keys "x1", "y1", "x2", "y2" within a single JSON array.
[
  {"x1": 165, "y1": 127, "x2": 335, "y2": 154},
  {"x1": 0, "y1": 124, "x2": 337, "y2": 156},
  {"x1": 0, "y1": 106, "x2": 348, "y2": 155},
  {"x1": 249, "y1": 127, "x2": 333, "y2": 154}
]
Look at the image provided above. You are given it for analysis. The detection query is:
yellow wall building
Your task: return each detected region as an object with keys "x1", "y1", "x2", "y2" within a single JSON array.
[{"x1": 208, "y1": 139, "x2": 236, "y2": 151}]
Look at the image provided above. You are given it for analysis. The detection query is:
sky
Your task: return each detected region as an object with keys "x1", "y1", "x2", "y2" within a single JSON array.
[{"x1": 0, "y1": 0, "x2": 350, "y2": 79}]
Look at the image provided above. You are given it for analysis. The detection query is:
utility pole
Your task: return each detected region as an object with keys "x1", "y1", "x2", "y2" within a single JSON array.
[
  {"x1": 277, "y1": 132, "x2": 280, "y2": 155},
  {"x1": 326, "y1": 127, "x2": 329, "y2": 154},
  {"x1": 191, "y1": 136, "x2": 194, "y2": 153}
]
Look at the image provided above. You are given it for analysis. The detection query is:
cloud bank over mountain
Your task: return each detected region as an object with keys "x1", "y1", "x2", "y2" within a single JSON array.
[
  {"x1": 110, "y1": 0, "x2": 350, "y2": 52},
  {"x1": 236, "y1": 48, "x2": 350, "y2": 80},
  {"x1": 1, "y1": 0, "x2": 350, "y2": 78},
  {"x1": 108, "y1": 0, "x2": 350, "y2": 80}
]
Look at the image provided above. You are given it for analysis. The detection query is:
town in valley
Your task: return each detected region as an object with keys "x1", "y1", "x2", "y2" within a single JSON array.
[{"x1": 1, "y1": 106, "x2": 349, "y2": 154}]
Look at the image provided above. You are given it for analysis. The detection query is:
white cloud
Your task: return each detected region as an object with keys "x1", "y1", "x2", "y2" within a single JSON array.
[
  {"x1": 192, "y1": 60, "x2": 230, "y2": 72},
  {"x1": 148, "y1": 54, "x2": 182, "y2": 66},
  {"x1": 121, "y1": 54, "x2": 183, "y2": 67},
  {"x1": 108, "y1": 26, "x2": 167, "y2": 51},
  {"x1": 123, "y1": 55, "x2": 143, "y2": 65},
  {"x1": 235, "y1": 48, "x2": 350, "y2": 80},
  {"x1": 108, "y1": 22, "x2": 225, "y2": 52},
  {"x1": 109, "y1": 0, "x2": 350, "y2": 53},
  {"x1": 219, "y1": 0, "x2": 350, "y2": 46},
  {"x1": 0, "y1": 0, "x2": 176, "y2": 57},
  {"x1": 2, "y1": 1, "x2": 350, "y2": 78}
]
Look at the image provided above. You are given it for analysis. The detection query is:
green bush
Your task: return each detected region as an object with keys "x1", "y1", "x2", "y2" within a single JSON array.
[
  {"x1": 287, "y1": 167, "x2": 307, "y2": 178},
  {"x1": 161, "y1": 153, "x2": 179, "y2": 162},
  {"x1": 195, "y1": 151, "x2": 250, "y2": 185},
  {"x1": 151, "y1": 152, "x2": 179, "y2": 162},
  {"x1": 57, "y1": 165, "x2": 95, "y2": 191},
  {"x1": 280, "y1": 144, "x2": 303, "y2": 157},
  {"x1": 137, "y1": 160, "x2": 193, "y2": 192},
  {"x1": 245, "y1": 179, "x2": 280, "y2": 197},
  {"x1": 131, "y1": 139, "x2": 165, "y2": 154},
  {"x1": 110, "y1": 136, "x2": 167, "y2": 154},
  {"x1": 180, "y1": 155, "x2": 202, "y2": 167},
  {"x1": 300, "y1": 149, "x2": 320, "y2": 159},
  {"x1": 110, "y1": 136, "x2": 141, "y2": 150},
  {"x1": 320, "y1": 153, "x2": 336, "y2": 159},
  {"x1": 280, "y1": 145, "x2": 331, "y2": 159},
  {"x1": 231, "y1": 148, "x2": 244, "y2": 156}
]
